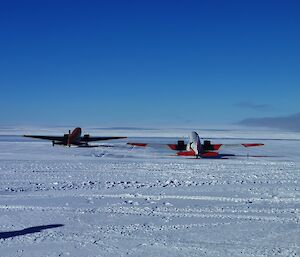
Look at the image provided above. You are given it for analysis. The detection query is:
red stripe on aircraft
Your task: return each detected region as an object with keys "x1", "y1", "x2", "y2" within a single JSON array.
[
  {"x1": 201, "y1": 152, "x2": 219, "y2": 157},
  {"x1": 167, "y1": 144, "x2": 178, "y2": 150},
  {"x1": 177, "y1": 151, "x2": 195, "y2": 156},
  {"x1": 211, "y1": 144, "x2": 222, "y2": 150}
]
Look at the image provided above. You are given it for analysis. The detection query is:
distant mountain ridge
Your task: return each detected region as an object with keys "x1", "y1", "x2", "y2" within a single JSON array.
[{"x1": 239, "y1": 112, "x2": 300, "y2": 131}]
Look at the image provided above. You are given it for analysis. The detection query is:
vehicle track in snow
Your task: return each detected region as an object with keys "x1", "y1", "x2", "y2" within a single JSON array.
[{"x1": 0, "y1": 137, "x2": 299, "y2": 256}]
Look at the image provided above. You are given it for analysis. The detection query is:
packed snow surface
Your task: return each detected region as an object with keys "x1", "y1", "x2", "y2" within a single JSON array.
[{"x1": 0, "y1": 127, "x2": 299, "y2": 257}]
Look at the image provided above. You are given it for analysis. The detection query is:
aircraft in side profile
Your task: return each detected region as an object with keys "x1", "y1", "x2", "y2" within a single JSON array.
[
  {"x1": 127, "y1": 131, "x2": 264, "y2": 159},
  {"x1": 24, "y1": 127, "x2": 127, "y2": 147}
]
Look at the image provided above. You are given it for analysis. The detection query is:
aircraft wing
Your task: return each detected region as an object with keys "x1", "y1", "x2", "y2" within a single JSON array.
[
  {"x1": 81, "y1": 136, "x2": 127, "y2": 142},
  {"x1": 127, "y1": 143, "x2": 163, "y2": 147},
  {"x1": 127, "y1": 142, "x2": 187, "y2": 151},
  {"x1": 211, "y1": 143, "x2": 264, "y2": 150},
  {"x1": 127, "y1": 142, "x2": 264, "y2": 151},
  {"x1": 23, "y1": 135, "x2": 65, "y2": 141}
]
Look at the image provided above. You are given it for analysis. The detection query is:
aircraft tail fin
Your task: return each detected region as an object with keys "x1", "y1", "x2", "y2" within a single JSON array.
[{"x1": 187, "y1": 131, "x2": 202, "y2": 156}]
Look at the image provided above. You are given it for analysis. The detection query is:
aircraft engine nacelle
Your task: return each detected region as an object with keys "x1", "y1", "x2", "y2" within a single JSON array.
[
  {"x1": 63, "y1": 134, "x2": 69, "y2": 144},
  {"x1": 82, "y1": 134, "x2": 90, "y2": 142},
  {"x1": 203, "y1": 140, "x2": 214, "y2": 151},
  {"x1": 176, "y1": 140, "x2": 186, "y2": 151}
]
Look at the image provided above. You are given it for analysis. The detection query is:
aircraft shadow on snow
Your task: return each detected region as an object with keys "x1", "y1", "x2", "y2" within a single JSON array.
[{"x1": 0, "y1": 224, "x2": 64, "y2": 240}]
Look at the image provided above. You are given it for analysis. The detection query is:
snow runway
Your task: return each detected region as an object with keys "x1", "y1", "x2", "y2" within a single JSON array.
[{"x1": 0, "y1": 130, "x2": 299, "y2": 256}]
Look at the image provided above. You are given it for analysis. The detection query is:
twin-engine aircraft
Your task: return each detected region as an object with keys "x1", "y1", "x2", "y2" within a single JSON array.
[
  {"x1": 24, "y1": 127, "x2": 126, "y2": 147},
  {"x1": 128, "y1": 131, "x2": 264, "y2": 159},
  {"x1": 24, "y1": 128, "x2": 264, "y2": 158}
]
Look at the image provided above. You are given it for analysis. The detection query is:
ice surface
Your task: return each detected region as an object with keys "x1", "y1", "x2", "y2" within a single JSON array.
[{"x1": 0, "y1": 127, "x2": 299, "y2": 257}]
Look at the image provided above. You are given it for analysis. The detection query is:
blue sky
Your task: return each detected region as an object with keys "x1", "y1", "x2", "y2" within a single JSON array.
[{"x1": 1, "y1": 0, "x2": 300, "y2": 127}]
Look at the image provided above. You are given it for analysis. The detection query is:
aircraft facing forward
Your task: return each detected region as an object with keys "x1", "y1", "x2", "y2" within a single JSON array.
[
  {"x1": 24, "y1": 127, "x2": 126, "y2": 147},
  {"x1": 128, "y1": 131, "x2": 264, "y2": 159}
]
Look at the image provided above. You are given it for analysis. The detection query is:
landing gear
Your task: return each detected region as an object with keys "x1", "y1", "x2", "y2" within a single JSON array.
[{"x1": 52, "y1": 141, "x2": 55, "y2": 147}]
